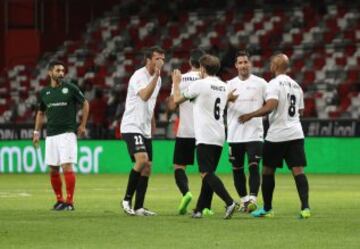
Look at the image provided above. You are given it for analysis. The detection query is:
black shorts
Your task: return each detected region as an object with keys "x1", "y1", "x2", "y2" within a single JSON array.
[
  {"x1": 196, "y1": 144, "x2": 223, "y2": 173},
  {"x1": 122, "y1": 133, "x2": 152, "y2": 163},
  {"x1": 263, "y1": 139, "x2": 307, "y2": 168},
  {"x1": 228, "y1": 142, "x2": 263, "y2": 167},
  {"x1": 173, "y1": 137, "x2": 196, "y2": 165}
]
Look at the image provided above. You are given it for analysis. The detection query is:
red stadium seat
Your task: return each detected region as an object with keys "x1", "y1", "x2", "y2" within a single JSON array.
[
  {"x1": 312, "y1": 57, "x2": 325, "y2": 70},
  {"x1": 292, "y1": 33, "x2": 303, "y2": 45},
  {"x1": 292, "y1": 59, "x2": 305, "y2": 71},
  {"x1": 169, "y1": 25, "x2": 180, "y2": 38},
  {"x1": 2, "y1": 1, "x2": 360, "y2": 122},
  {"x1": 162, "y1": 38, "x2": 173, "y2": 50},
  {"x1": 346, "y1": 70, "x2": 359, "y2": 84},
  {"x1": 335, "y1": 56, "x2": 347, "y2": 66},
  {"x1": 303, "y1": 71, "x2": 316, "y2": 86},
  {"x1": 303, "y1": 97, "x2": 316, "y2": 117}
]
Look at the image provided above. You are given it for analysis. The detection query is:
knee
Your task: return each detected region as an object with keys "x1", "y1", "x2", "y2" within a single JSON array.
[
  {"x1": 142, "y1": 166, "x2": 151, "y2": 176},
  {"x1": 232, "y1": 166, "x2": 244, "y2": 171},
  {"x1": 141, "y1": 161, "x2": 152, "y2": 176},
  {"x1": 200, "y1": 172, "x2": 208, "y2": 179},
  {"x1": 248, "y1": 163, "x2": 259, "y2": 172},
  {"x1": 135, "y1": 154, "x2": 150, "y2": 169},
  {"x1": 262, "y1": 166, "x2": 275, "y2": 175},
  {"x1": 61, "y1": 163, "x2": 73, "y2": 173},
  {"x1": 174, "y1": 164, "x2": 185, "y2": 171},
  {"x1": 292, "y1": 167, "x2": 304, "y2": 176},
  {"x1": 49, "y1": 167, "x2": 60, "y2": 175}
]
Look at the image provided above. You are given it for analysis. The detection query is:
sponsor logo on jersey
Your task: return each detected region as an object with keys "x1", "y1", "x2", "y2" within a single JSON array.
[
  {"x1": 246, "y1": 86, "x2": 257, "y2": 90},
  {"x1": 48, "y1": 102, "x2": 68, "y2": 108},
  {"x1": 62, "y1": 87, "x2": 69, "y2": 94}
]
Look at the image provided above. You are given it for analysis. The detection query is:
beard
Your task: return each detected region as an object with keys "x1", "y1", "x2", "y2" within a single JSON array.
[
  {"x1": 240, "y1": 70, "x2": 250, "y2": 78},
  {"x1": 52, "y1": 75, "x2": 64, "y2": 83}
]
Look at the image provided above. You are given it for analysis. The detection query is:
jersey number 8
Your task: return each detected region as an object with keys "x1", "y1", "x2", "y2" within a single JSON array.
[{"x1": 288, "y1": 94, "x2": 296, "y2": 117}]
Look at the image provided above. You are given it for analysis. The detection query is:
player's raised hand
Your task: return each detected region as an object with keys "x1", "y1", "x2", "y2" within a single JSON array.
[
  {"x1": 172, "y1": 69, "x2": 182, "y2": 86},
  {"x1": 155, "y1": 59, "x2": 164, "y2": 75},
  {"x1": 228, "y1": 89, "x2": 239, "y2": 103},
  {"x1": 239, "y1": 113, "x2": 252, "y2": 123}
]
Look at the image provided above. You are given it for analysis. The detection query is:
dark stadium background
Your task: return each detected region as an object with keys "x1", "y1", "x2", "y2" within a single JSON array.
[
  {"x1": 1, "y1": 3, "x2": 360, "y2": 249},
  {"x1": 0, "y1": 0, "x2": 359, "y2": 141}
]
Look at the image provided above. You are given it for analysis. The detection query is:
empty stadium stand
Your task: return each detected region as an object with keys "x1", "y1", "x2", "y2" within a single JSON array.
[{"x1": 0, "y1": 0, "x2": 359, "y2": 129}]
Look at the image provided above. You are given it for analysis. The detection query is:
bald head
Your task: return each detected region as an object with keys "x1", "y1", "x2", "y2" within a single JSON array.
[{"x1": 270, "y1": 53, "x2": 289, "y2": 75}]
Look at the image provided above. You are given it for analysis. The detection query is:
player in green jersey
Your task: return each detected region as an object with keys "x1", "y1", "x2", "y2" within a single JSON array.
[{"x1": 33, "y1": 60, "x2": 89, "y2": 211}]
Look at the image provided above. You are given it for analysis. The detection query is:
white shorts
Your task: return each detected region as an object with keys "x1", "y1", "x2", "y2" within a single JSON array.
[{"x1": 45, "y1": 132, "x2": 77, "y2": 166}]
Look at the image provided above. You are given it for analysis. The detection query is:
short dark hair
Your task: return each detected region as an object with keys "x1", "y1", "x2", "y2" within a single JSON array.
[
  {"x1": 235, "y1": 50, "x2": 250, "y2": 60},
  {"x1": 48, "y1": 60, "x2": 65, "y2": 70},
  {"x1": 199, "y1": 54, "x2": 220, "y2": 76},
  {"x1": 190, "y1": 48, "x2": 206, "y2": 68},
  {"x1": 144, "y1": 46, "x2": 165, "y2": 60}
]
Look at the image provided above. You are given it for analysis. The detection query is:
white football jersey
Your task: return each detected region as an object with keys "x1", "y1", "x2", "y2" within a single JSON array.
[
  {"x1": 183, "y1": 76, "x2": 227, "y2": 146},
  {"x1": 265, "y1": 74, "x2": 304, "y2": 142},
  {"x1": 121, "y1": 67, "x2": 161, "y2": 138},
  {"x1": 171, "y1": 71, "x2": 200, "y2": 138},
  {"x1": 227, "y1": 74, "x2": 267, "y2": 143}
]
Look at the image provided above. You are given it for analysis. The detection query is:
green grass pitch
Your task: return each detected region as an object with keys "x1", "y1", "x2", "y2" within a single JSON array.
[{"x1": 1, "y1": 174, "x2": 359, "y2": 249}]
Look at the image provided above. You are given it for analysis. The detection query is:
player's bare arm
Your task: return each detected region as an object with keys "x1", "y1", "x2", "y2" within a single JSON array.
[
  {"x1": 172, "y1": 69, "x2": 187, "y2": 105},
  {"x1": 78, "y1": 100, "x2": 89, "y2": 137},
  {"x1": 138, "y1": 59, "x2": 164, "y2": 101},
  {"x1": 33, "y1": 111, "x2": 44, "y2": 148},
  {"x1": 239, "y1": 99, "x2": 278, "y2": 123},
  {"x1": 167, "y1": 95, "x2": 178, "y2": 111}
]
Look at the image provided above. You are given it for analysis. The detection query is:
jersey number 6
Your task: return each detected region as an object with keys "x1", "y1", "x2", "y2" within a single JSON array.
[{"x1": 214, "y1": 97, "x2": 221, "y2": 120}]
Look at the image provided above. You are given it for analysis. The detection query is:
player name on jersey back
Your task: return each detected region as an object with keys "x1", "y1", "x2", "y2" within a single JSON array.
[
  {"x1": 265, "y1": 74, "x2": 304, "y2": 142},
  {"x1": 176, "y1": 71, "x2": 200, "y2": 138},
  {"x1": 182, "y1": 76, "x2": 199, "y2": 82},
  {"x1": 183, "y1": 76, "x2": 227, "y2": 146},
  {"x1": 210, "y1": 85, "x2": 226, "y2": 92}
]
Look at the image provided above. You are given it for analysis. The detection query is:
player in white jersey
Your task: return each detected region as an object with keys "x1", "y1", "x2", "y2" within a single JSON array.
[
  {"x1": 173, "y1": 54, "x2": 238, "y2": 219},
  {"x1": 120, "y1": 46, "x2": 165, "y2": 216},
  {"x1": 227, "y1": 50, "x2": 267, "y2": 213},
  {"x1": 239, "y1": 53, "x2": 310, "y2": 219},
  {"x1": 168, "y1": 49, "x2": 211, "y2": 215}
]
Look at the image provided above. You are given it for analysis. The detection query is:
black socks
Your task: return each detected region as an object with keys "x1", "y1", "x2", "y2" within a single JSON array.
[
  {"x1": 204, "y1": 173, "x2": 233, "y2": 206},
  {"x1": 249, "y1": 165, "x2": 260, "y2": 196},
  {"x1": 294, "y1": 174, "x2": 310, "y2": 210},
  {"x1": 195, "y1": 178, "x2": 214, "y2": 211},
  {"x1": 262, "y1": 174, "x2": 275, "y2": 211},
  {"x1": 232, "y1": 168, "x2": 247, "y2": 197},
  {"x1": 134, "y1": 176, "x2": 149, "y2": 210},
  {"x1": 174, "y1": 168, "x2": 189, "y2": 196},
  {"x1": 124, "y1": 169, "x2": 141, "y2": 201}
]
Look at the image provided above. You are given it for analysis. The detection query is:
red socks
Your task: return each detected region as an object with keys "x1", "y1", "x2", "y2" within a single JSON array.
[
  {"x1": 50, "y1": 171, "x2": 76, "y2": 204},
  {"x1": 64, "y1": 171, "x2": 76, "y2": 204},
  {"x1": 50, "y1": 172, "x2": 64, "y2": 202}
]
